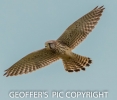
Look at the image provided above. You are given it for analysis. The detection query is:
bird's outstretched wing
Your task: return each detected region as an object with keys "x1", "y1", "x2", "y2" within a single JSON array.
[
  {"x1": 57, "y1": 6, "x2": 105, "y2": 49},
  {"x1": 4, "y1": 48, "x2": 59, "y2": 77}
]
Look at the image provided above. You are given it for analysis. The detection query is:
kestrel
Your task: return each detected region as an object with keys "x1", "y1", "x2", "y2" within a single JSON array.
[{"x1": 4, "y1": 6, "x2": 105, "y2": 77}]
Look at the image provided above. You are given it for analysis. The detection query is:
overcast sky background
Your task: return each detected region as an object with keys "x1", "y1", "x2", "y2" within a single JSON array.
[{"x1": 0, "y1": 0, "x2": 117, "y2": 100}]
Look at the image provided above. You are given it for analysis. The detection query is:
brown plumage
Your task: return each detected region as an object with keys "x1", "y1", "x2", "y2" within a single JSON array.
[{"x1": 4, "y1": 6, "x2": 105, "y2": 77}]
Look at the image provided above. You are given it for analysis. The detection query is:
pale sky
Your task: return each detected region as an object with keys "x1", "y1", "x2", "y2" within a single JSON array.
[{"x1": 0, "y1": 0, "x2": 117, "y2": 100}]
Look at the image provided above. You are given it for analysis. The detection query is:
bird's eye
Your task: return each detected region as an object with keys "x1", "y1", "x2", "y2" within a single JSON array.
[{"x1": 48, "y1": 43, "x2": 52, "y2": 49}]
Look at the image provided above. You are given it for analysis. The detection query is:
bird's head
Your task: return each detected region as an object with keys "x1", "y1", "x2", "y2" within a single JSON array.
[{"x1": 45, "y1": 40, "x2": 56, "y2": 50}]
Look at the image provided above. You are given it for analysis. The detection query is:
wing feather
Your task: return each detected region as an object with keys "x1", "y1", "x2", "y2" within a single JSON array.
[
  {"x1": 4, "y1": 48, "x2": 59, "y2": 77},
  {"x1": 57, "y1": 6, "x2": 105, "y2": 49}
]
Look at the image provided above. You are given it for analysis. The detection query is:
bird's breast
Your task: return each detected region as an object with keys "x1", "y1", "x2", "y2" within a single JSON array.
[{"x1": 53, "y1": 42, "x2": 71, "y2": 58}]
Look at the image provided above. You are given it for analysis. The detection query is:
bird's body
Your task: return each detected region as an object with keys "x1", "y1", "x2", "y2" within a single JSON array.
[
  {"x1": 45, "y1": 40, "x2": 92, "y2": 72},
  {"x1": 4, "y1": 6, "x2": 105, "y2": 77}
]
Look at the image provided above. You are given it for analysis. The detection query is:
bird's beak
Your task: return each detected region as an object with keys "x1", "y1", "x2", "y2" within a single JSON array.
[{"x1": 45, "y1": 43, "x2": 47, "y2": 48}]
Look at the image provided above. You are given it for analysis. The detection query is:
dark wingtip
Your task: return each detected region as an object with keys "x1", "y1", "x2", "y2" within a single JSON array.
[
  {"x1": 94, "y1": 5, "x2": 105, "y2": 10},
  {"x1": 3, "y1": 73, "x2": 6, "y2": 76},
  {"x1": 74, "y1": 69, "x2": 80, "y2": 72},
  {"x1": 81, "y1": 68, "x2": 85, "y2": 71},
  {"x1": 67, "y1": 70, "x2": 74, "y2": 72},
  {"x1": 6, "y1": 75, "x2": 9, "y2": 77},
  {"x1": 86, "y1": 63, "x2": 90, "y2": 66},
  {"x1": 89, "y1": 59, "x2": 92, "y2": 64},
  {"x1": 99, "y1": 5, "x2": 105, "y2": 10},
  {"x1": 94, "y1": 6, "x2": 98, "y2": 10},
  {"x1": 3, "y1": 73, "x2": 8, "y2": 77}
]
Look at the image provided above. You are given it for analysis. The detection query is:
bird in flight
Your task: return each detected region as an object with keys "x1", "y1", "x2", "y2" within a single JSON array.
[{"x1": 4, "y1": 6, "x2": 105, "y2": 77}]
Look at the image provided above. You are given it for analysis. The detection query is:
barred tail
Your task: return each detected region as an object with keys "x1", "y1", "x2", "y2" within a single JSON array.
[
  {"x1": 62, "y1": 52, "x2": 92, "y2": 72},
  {"x1": 71, "y1": 52, "x2": 92, "y2": 67}
]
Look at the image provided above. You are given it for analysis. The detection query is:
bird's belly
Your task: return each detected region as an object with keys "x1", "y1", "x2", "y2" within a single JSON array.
[{"x1": 58, "y1": 50, "x2": 72, "y2": 59}]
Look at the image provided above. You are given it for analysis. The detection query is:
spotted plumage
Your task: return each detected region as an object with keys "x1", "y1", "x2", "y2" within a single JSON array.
[{"x1": 4, "y1": 6, "x2": 104, "y2": 77}]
